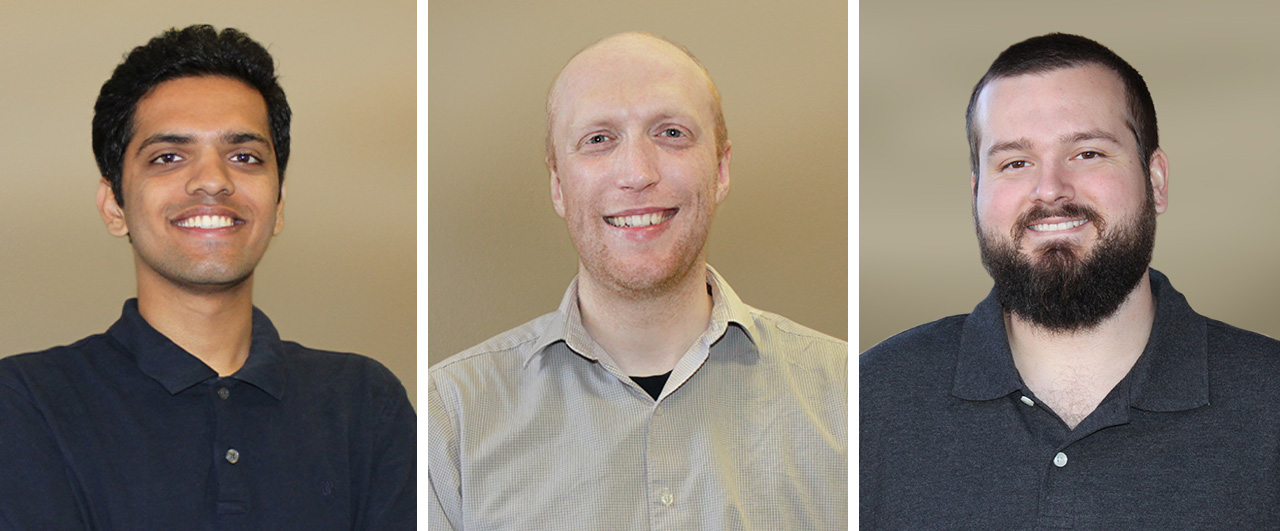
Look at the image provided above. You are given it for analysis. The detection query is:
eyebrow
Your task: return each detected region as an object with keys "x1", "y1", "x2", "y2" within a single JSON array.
[
  {"x1": 223, "y1": 131, "x2": 271, "y2": 146},
  {"x1": 134, "y1": 131, "x2": 271, "y2": 155},
  {"x1": 986, "y1": 138, "x2": 1033, "y2": 159},
  {"x1": 986, "y1": 129, "x2": 1124, "y2": 159},
  {"x1": 1062, "y1": 129, "x2": 1122, "y2": 146}
]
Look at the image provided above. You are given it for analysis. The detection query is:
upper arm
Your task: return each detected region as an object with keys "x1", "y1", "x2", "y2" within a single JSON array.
[
  {"x1": 428, "y1": 374, "x2": 463, "y2": 530},
  {"x1": 0, "y1": 368, "x2": 89, "y2": 528}
]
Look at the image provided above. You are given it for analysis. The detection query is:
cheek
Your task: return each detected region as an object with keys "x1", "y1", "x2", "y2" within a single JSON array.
[{"x1": 556, "y1": 172, "x2": 596, "y2": 213}]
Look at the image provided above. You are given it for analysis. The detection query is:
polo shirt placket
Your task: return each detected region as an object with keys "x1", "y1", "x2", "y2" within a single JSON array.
[
  {"x1": 1024, "y1": 387, "x2": 1131, "y2": 528},
  {"x1": 212, "y1": 377, "x2": 248, "y2": 515}
]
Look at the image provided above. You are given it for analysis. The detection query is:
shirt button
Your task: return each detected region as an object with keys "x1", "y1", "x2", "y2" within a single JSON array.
[
  {"x1": 217, "y1": 387, "x2": 230, "y2": 400},
  {"x1": 1053, "y1": 452, "x2": 1068, "y2": 468},
  {"x1": 660, "y1": 490, "x2": 674, "y2": 506},
  {"x1": 1020, "y1": 395, "x2": 1035, "y2": 407},
  {"x1": 225, "y1": 449, "x2": 240, "y2": 464}
]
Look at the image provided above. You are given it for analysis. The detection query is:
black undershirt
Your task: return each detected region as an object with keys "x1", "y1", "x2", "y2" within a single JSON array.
[
  {"x1": 628, "y1": 284, "x2": 707, "y2": 400},
  {"x1": 630, "y1": 371, "x2": 672, "y2": 400}
]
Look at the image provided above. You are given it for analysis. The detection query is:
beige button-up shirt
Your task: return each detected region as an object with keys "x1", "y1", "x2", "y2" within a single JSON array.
[{"x1": 429, "y1": 266, "x2": 847, "y2": 530}]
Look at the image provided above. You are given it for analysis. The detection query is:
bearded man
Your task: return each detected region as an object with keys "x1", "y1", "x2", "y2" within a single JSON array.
[
  {"x1": 860, "y1": 33, "x2": 1280, "y2": 528},
  {"x1": 428, "y1": 32, "x2": 847, "y2": 530}
]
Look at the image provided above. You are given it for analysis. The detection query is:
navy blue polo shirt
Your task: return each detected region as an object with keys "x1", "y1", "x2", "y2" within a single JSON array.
[
  {"x1": 861, "y1": 270, "x2": 1280, "y2": 529},
  {"x1": 0, "y1": 300, "x2": 415, "y2": 529}
]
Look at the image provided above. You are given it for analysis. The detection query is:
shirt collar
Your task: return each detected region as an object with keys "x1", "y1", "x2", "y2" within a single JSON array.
[
  {"x1": 108, "y1": 299, "x2": 287, "y2": 400},
  {"x1": 522, "y1": 264, "x2": 759, "y2": 368},
  {"x1": 952, "y1": 268, "x2": 1209, "y2": 412}
]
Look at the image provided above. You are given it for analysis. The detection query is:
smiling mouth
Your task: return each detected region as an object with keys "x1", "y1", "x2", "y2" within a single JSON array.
[
  {"x1": 604, "y1": 209, "x2": 677, "y2": 228},
  {"x1": 174, "y1": 215, "x2": 240, "y2": 229},
  {"x1": 1028, "y1": 219, "x2": 1087, "y2": 232}
]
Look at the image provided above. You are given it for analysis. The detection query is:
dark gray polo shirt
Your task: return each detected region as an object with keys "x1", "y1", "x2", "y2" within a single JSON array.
[{"x1": 861, "y1": 269, "x2": 1280, "y2": 529}]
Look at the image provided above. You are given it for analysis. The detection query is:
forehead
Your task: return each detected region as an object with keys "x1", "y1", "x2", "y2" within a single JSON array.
[
  {"x1": 975, "y1": 65, "x2": 1130, "y2": 147},
  {"x1": 551, "y1": 38, "x2": 715, "y2": 132},
  {"x1": 131, "y1": 76, "x2": 270, "y2": 141}
]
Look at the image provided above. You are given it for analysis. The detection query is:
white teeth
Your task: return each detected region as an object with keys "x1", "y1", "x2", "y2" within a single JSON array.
[
  {"x1": 605, "y1": 211, "x2": 672, "y2": 228},
  {"x1": 175, "y1": 215, "x2": 236, "y2": 229},
  {"x1": 1029, "y1": 219, "x2": 1086, "y2": 232}
]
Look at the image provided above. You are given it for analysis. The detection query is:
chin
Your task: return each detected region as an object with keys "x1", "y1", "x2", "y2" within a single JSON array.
[{"x1": 589, "y1": 254, "x2": 699, "y2": 296}]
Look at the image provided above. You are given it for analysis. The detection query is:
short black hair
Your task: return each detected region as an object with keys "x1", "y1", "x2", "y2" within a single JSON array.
[
  {"x1": 92, "y1": 24, "x2": 291, "y2": 205},
  {"x1": 965, "y1": 33, "x2": 1157, "y2": 181}
]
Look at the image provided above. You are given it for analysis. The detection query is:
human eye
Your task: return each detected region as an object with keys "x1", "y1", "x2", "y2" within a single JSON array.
[
  {"x1": 585, "y1": 133, "x2": 611, "y2": 145},
  {"x1": 1073, "y1": 151, "x2": 1103, "y2": 160},
  {"x1": 1000, "y1": 160, "x2": 1029, "y2": 171},
  {"x1": 231, "y1": 152, "x2": 263, "y2": 164},
  {"x1": 660, "y1": 128, "x2": 684, "y2": 138},
  {"x1": 149, "y1": 152, "x2": 184, "y2": 164}
]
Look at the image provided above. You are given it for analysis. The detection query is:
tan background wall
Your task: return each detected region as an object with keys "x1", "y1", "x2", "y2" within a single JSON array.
[
  {"x1": 861, "y1": 1, "x2": 1280, "y2": 351},
  {"x1": 0, "y1": 1, "x2": 417, "y2": 406},
  {"x1": 428, "y1": 0, "x2": 848, "y2": 366}
]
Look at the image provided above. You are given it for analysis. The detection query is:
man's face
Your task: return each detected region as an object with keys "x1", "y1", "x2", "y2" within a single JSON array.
[
  {"x1": 98, "y1": 75, "x2": 285, "y2": 294},
  {"x1": 970, "y1": 65, "x2": 1169, "y2": 330},
  {"x1": 548, "y1": 36, "x2": 730, "y2": 295}
]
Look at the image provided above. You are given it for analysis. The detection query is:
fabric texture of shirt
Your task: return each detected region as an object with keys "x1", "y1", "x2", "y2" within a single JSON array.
[
  {"x1": 860, "y1": 269, "x2": 1280, "y2": 529},
  {"x1": 0, "y1": 299, "x2": 416, "y2": 530},
  {"x1": 429, "y1": 266, "x2": 847, "y2": 530}
]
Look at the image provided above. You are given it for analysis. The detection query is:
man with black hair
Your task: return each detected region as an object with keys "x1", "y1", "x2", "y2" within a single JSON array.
[
  {"x1": 0, "y1": 25, "x2": 413, "y2": 529},
  {"x1": 861, "y1": 33, "x2": 1280, "y2": 528}
]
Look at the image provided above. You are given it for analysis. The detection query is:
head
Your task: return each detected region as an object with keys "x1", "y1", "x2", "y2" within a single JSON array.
[
  {"x1": 545, "y1": 32, "x2": 732, "y2": 296},
  {"x1": 94, "y1": 26, "x2": 289, "y2": 294},
  {"x1": 546, "y1": 33, "x2": 729, "y2": 169},
  {"x1": 93, "y1": 24, "x2": 291, "y2": 206},
  {"x1": 967, "y1": 34, "x2": 1169, "y2": 332},
  {"x1": 966, "y1": 33, "x2": 1158, "y2": 183}
]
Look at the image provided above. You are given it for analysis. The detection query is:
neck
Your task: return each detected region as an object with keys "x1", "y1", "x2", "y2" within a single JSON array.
[
  {"x1": 136, "y1": 272, "x2": 256, "y2": 377},
  {"x1": 1006, "y1": 271, "x2": 1156, "y2": 429},
  {"x1": 576, "y1": 261, "x2": 713, "y2": 377}
]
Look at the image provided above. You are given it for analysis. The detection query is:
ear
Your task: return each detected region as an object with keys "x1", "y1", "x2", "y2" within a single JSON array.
[
  {"x1": 97, "y1": 179, "x2": 129, "y2": 237},
  {"x1": 1147, "y1": 148, "x2": 1169, "y2": 214},
  {"x1": 273, "y1": 183, "x2": 287, "y2": 235},
  {"x1": 971, "y1": 173, "x2": 980, "y2": 231},
  {"x1": 548, "y1": 154, "x2": 566, "y2": 218},
  {"x1": 714, "y1": 141, "x2": 732, "y2": 204}
]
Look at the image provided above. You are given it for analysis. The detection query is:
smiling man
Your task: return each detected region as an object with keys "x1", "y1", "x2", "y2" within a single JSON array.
[
  {"x1": 428, "y1": 33, "x2": 847, "y2": 530},
  {"x1": 0, "y1": 26, "x2": 413, "y2": 529},
  {"x1": 861, "y1": 33, "x2": 1280, "y2": 528}
]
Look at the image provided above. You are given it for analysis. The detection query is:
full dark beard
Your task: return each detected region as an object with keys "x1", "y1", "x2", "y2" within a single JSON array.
[{"x1": 977, "y1": 193, "x2": 1157, "y2": 333}]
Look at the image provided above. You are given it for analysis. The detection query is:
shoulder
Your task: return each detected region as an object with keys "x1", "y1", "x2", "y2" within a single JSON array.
[
  {"x1": 427, "y1": 312, "x2": 558, "y2": 440},
  {"x1": 750, "y1": 306, "x2": 847, "y2": 352},
  {"x1": 746, "y1": 308, "x2": 847, "y2": 361},
  {"x1": 429, "y1": 311, "x2": 557, "y2": 390},
  {"x1": 0, "y1": 334, "x2": 117, "y2": 393},
  {"x1": 1204, "y1": 318, "x2": 1280, "y2": 377},
  {"x1": 279, "y1": 342, "x2": 409, "y2": 407},
  {"x1": 860, "y1": 314, "x2": 967, "y2": 383},
  {"x1": 1205, "y1": 318, "x2": 1280, "y2": 355}
]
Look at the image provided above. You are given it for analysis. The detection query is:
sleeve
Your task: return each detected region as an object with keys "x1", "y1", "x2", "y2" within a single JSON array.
[
  {"x1": 428, "y1": 375, "x2": 462, "y2": 531},
  {"x1": 354, "y1": 365, "x2": 417, "y2": 531},
  {"x1": 0, "y1": 369, "x2": 90, "y2": 529}
]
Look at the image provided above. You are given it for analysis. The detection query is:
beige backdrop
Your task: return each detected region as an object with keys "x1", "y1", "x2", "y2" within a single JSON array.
[
  {"x1": 0, "y1": 1, "x2": 417, "y2": 406},
  {"x1": 428, "y1": 1, "x2": 849, "y2": 365},
  {"x1": 861, "y1": 1, "x2": 1280, "y2": 351}
]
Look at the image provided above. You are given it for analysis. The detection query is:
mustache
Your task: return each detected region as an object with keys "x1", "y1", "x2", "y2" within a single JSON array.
[{"x1": 1013, "y1": 203, "x2": 1105, "y2": 240}]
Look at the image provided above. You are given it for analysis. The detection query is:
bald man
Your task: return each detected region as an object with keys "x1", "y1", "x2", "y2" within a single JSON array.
[{"x1": 427, "y1": 33, "x2": 847, "y2": 530}]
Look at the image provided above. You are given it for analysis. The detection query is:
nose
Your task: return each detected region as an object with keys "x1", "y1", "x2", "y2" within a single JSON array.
[
  {"x1": 1028, "y1": 161, "x2": 1073, "y2": 204},
  {"x1": 614, "y1": 138, "x2": 660, "y2": 192},
  {"x1": 185, "y1": 151, "x2": 235, "y2": 197}
]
